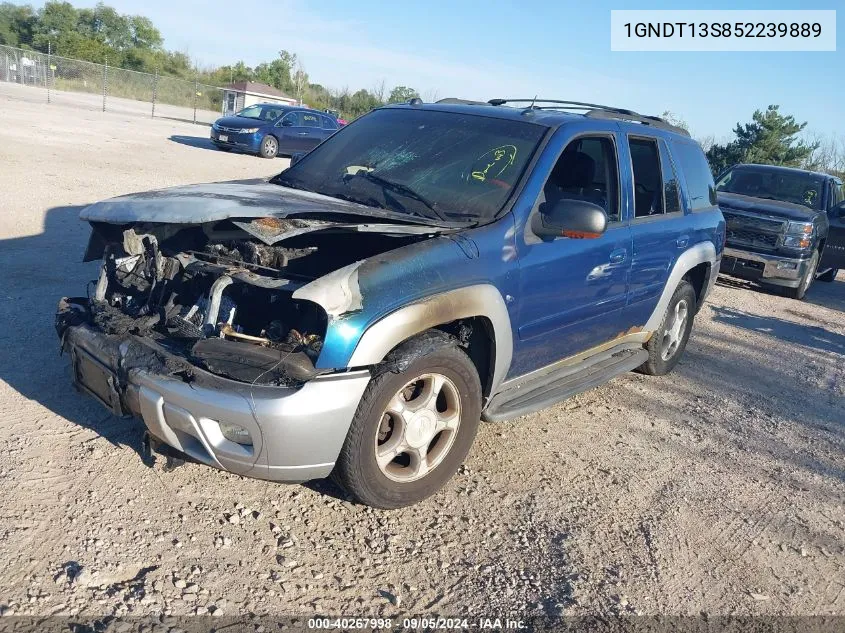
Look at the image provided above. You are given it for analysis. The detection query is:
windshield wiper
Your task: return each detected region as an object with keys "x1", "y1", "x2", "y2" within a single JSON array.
[{"x1": 347, "y1": 171, "x2": 448, "y2": 222}]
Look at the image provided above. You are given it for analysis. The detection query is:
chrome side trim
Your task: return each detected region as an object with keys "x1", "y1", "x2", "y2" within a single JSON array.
[
  {"x1": 496, "y1": 332, "x2": 651, "y2": 392},
  {"x1": 348, "y1": 284, "x2": 513, "y2": 395},
  {"x1": 644, "y1": 241, "x2": 717, "y2": 331}
]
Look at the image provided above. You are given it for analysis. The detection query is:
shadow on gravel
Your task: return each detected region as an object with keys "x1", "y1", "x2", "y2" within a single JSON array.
[
  {"x1": 168, "y1": 134, "x2": 219, "y2": 151},
  {"x1": 710, "y1": 305, "x2": 845, "y2": 355},
  {"x1": 647, "y1": 318, "x2": 845, "y2": 486},
  {"x1": 0, "y1": 205, "x2": 152, "y2": 462},
  {"x1": 804, "y1": 277, "x2": 845, "y2": 313},
  {"x1": 716, "y1": 273, "x2": 845, "y2": 313}
]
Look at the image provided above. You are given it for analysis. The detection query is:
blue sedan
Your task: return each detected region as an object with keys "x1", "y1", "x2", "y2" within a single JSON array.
[{"x1": 210, "y1": 104, "x2": 340, "y2": 158}]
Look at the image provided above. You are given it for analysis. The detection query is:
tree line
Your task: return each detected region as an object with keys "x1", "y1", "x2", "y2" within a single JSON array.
[{"x1": 0, "y1": 1, "x2": 420, "y2": 119}]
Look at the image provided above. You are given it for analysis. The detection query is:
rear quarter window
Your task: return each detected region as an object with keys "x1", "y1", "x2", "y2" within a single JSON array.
[{"x1": 671, "y1": 140, "x2": 717, "y2": 211}]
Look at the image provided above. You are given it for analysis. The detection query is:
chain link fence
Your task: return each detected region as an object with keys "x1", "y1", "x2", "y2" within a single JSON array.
[{"x1": 0, "y1": 43, "x2": 224, "y2": 124}]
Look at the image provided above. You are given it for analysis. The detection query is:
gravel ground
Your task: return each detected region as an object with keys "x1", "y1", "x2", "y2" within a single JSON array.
[{"x1": 0, "y1": 89, "x2": 843, "y2": 620}]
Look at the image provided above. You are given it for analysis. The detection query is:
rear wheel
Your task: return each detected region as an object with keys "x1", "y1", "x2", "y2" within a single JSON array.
[
  {"x1": 637, "y1": 279, "x2": 696, "y2": 376},
  {"x1": 334, "y1": 343, "x2": 481, "y2": 509},
  {"x1": 259, "y1": 135, "x2": 278, "y2": 159},
  {"x1": 783, "y1": 250, "x2": 819, "y2": 300}
]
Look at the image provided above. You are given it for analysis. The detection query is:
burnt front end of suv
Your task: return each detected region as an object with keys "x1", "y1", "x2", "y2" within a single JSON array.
[
  {"x1": 55, "y1": 209, "x2": 436, "y2": 482},
  {"x1": 719, "y1": 207, "x2": 818, "y2": 288}
]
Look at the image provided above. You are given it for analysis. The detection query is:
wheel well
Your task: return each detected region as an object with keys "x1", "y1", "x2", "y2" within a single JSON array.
[
  {"x1": 378, "y1": 318, "x2": 496, "y2": 398},
  {"x1": 436, "y1": 317, "x2": 495, "y2": 398},
  {"x1": 683, "y1": 262, "x2": 710, "y2": 309}
]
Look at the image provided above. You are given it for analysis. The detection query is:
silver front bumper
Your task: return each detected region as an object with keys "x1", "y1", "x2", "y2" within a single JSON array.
[
  {"x1": 64, "y1": 324, "x2": 370, "y2": 482},
  {"x1": 721, "y1": 247, "x2": 811, "y2": 288}
]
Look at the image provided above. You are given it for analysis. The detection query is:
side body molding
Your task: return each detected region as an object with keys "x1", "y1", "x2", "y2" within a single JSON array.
[
  {"x1": 348, "y1": 284, "x2": 513, "y2": 395},
  {"x1": 644, "y1": 241, "x2": 718, "y2": 331}
]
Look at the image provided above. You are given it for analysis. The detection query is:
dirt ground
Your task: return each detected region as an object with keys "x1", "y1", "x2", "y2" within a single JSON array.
[{"x1": 0, "y1": 85, "x2": 843, "y2": 621}]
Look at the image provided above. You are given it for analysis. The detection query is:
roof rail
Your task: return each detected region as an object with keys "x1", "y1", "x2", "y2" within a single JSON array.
[
  {"x1": 436, "y1": 97, "x2": 489, "y2": 106},
  {"x1": 486, "y1": 98, "x2": 690, "y2": 137}
]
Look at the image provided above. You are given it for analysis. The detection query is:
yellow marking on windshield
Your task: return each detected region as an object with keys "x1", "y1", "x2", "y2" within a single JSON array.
[{"x1": 471, "y1": 145, "x2": 518, "y2": 182}]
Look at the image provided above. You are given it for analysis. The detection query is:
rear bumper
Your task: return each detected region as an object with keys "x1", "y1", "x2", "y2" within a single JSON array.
[
  {"x1": 720, "y1": 247, "x2": 811, "y2": 288},
  {"x1": 62, "y1": 322, "x2": 370, "y2": 482}
]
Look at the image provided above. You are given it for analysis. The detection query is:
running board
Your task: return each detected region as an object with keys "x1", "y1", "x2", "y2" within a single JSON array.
[{"x1": 483, "y1": 347, "x2": 648, "y2": 422}]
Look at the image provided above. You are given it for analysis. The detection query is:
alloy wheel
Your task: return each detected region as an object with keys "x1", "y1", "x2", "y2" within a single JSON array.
[
  {"x1": 659, "y1": 299, "x2": 689, "y2": 361},
  {"x1": 374, "y1": 373, "x2": 462, "y2": 483}
]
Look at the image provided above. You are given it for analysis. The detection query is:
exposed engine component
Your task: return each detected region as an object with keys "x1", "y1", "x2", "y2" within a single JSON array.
[{"x1": 83, "y1": 225, "x2": 334, "y2": 386}]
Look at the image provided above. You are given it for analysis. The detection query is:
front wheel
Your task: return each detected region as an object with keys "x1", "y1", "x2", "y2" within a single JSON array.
[
  {"x1": 333, "y1": 343, "x2": 482, "y2": 509},
  {"x1": 637, "y1": 279, "x2": 696, "y2": 376},
  {"x1": 782, "y1": 250, "x2": 819, "y2": 300},
  {"x1": 258, "y1": 135, "x2": 278, "y2": 159}
]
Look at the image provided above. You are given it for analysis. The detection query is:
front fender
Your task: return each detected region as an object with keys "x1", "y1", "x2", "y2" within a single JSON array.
[{"x1": 347, "y1": 284, "x2": 513, "y2": 395}]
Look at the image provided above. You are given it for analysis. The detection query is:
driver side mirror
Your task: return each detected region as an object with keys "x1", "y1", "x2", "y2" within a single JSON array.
[
  {"x1": 532, "y1": 199, "x2": 608, "y2": 239},
  {"x1": 290, "y1": 152, "x2": 306, "y2": 167}
]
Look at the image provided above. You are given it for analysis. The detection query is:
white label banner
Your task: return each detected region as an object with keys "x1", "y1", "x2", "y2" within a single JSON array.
[{"x1": 610, "y1": 10, "x2": 836, "y2": 52}]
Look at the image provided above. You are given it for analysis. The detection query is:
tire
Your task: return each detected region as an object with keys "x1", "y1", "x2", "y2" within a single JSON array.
[
  {"x1": 333, "y1": 342, "x2": 482, "y2": 509},
  {"x1": 258, "y1": 135, "x2": 278, "y2": 159},
  {"x1": 637, "y1": 279, "x2": 696, "y2": 376},
  {"x1": 817, "y1": 267, "x2": 838, "y2": 283},
  {"x1": 782, "y1": 250, "x2": 819, "y2": 300}
]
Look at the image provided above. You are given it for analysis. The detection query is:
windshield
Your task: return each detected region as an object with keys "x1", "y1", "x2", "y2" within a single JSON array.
[
  {"x1": 272, "y1": 108, "x2": 547, "y2": 223},
  {"x1": 716, "y1": 167, "x2": 825, "y2": 210},
  {"x1": 236, "y1": 104, "x2": 286, "y2": 121}
]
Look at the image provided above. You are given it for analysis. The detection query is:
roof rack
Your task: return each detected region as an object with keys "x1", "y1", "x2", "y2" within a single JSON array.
[{"x1": 486, "y1": 99, "x2": 690, "y2": 137}]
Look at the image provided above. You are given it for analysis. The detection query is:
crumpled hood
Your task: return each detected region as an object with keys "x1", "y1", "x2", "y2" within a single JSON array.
[
  {"x1": 79, "y1": 181, "x2": 400, "y2": 225},
  {"x1": 717, "y1": 192, "x2": 820, "y2": 222}
]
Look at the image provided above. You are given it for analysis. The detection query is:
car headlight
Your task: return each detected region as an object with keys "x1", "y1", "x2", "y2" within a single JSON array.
[
  {"x1": 238, "y1": 127, "x2": 259, "y2": 134},
  {"x1": 783, "y1": 221, "x2": 814, "y2": 248},
  {"x1": 219, "y1": 422, "x2": 253, "y2": 446},
  {"x1": 783, "y1": 235, "x2": 812, "y2": 248},
  {"x1": 785, "y1": 221, "x2": 813, "y2": 236}
]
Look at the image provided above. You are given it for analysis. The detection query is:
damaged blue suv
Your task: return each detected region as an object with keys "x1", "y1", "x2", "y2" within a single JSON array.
[{"x1": 57, "y1": 99, "x2": 724, "y2": 508}]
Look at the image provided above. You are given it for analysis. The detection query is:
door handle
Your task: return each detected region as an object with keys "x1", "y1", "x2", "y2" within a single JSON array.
[
  {"x1": 298, "y1": 132, "x2": 309, "y2": 136},
  {"x1": 609, "y1": 249, "x2": 627, "y2": 264},
  {"x1": 676, "y1": 235, "x2": 690, "y2": 249}
]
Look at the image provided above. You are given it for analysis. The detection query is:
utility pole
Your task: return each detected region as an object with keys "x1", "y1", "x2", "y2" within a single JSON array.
[{"x1": 193, "y1": 76, "x2": 198, "y2": 124}]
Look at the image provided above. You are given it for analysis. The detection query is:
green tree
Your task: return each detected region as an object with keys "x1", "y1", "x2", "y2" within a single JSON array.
[
  {"x1": 388, "y1": 85, "x2": 419, "y2": 103},
  {"x1": 0, "y1": 2, "x2": 36, "y2": 46},
  {"x1": 127, "y1": 15, "x2": 161, "y2": 49},
  {"x1": 253, "y1": 50, "x2": 297, "y2": 93},
  {"x1": 31, "y1": 0, "x2": 78, "y2": 50},
  {"x1": 706, "y1": 105, "x2": 817, "y2": 176}
]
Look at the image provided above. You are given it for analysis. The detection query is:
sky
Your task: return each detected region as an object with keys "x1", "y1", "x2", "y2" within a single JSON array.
[{"x1": 64, "y1": 0, "x2": 843, "y2": 141}]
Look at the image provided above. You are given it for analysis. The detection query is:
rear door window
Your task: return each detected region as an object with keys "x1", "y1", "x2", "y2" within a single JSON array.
[
  {"x1": 629, "y1": 137, "x2": 664, "y2": 218},
  {"x1": 671, "y1": 140, "x2": 717, "y2": 211},
  {"x1": 300, "y1": 111, "x2": 321, "y2": 128}
]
